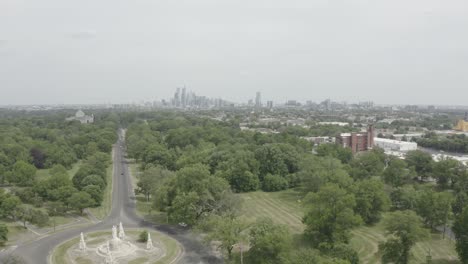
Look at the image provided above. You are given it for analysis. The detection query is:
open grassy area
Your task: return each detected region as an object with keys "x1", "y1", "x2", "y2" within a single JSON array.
[
  {"x1": 239, "y1": 190, "x2": 305, "y2": 234},
  {"x1": 47, "y1": 215, "x2": 76, "y2": 227},
  {"x1": 0, "y1": 220, "x2": 32, "y2": 247},
  {"x1": 239, "y1": 190, "x2": 460, "y2": 263},
  {"x1": 36, "y1": 161, "x2": 82, "y2": 181},
  {"x1": 351, "y1": 220, "x2": 460, "y2": 264},
  {"x1": 88, "y1": 164, "x2": 113, "y2": 220},
  {"x1": 51, "y1": 230, "x2": 181, "y2": 264}
]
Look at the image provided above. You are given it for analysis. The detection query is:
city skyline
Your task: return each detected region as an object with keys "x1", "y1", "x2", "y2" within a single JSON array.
[{"x1": 1, "y1": 0, "x2": 468, "y2": 105}]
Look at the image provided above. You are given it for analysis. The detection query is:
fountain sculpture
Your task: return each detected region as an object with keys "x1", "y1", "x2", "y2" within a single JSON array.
[
  {"x1": 118, "y1": 222, "x2": 125, "y2": 240},
  {"x1": 79, "y1": 232, "x2": 86, "y2": 251},
  {"x1": 75, "y1": 223, "x2": 160, "y2": 263},
  {"x1": 146, "y1": 232, "x2": 153, "y2": 250}
]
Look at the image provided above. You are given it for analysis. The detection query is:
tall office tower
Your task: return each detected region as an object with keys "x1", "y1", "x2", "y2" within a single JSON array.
[
  {"x1": 267, "y1": 101, "x2": 273, "y2": 109},
  {"x1": 255, "y1": 92, "x2": 262, "y2": 107},
  {"x1": 174, "y1": 88, "x2": 181, "y2": 107},
  {"x1": 181, "y1": 87, "x2": 187, "y2": 108}
]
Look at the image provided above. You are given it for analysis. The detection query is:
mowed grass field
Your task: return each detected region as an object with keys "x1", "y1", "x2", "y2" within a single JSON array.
[
  {"x1": 36, "y1": 161, "x2": 82, "y2": 181},
  {"x1": 239, "y1": 190, "x2": 305, "y2": 234},
  {"x1": 239, "y1": 190, "x2": 460, "y2": 264}
]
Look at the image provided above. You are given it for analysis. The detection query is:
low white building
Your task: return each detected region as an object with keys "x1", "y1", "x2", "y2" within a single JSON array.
[
  {"x1": 374, "y1": 138, "x2": 417, "y2": 152},
  {"x1": 66, "y1": 110, "x2": 94, "y2": 124},
  {"x1": 318, "y1": 122, "x2": 350, "y2": 127}
]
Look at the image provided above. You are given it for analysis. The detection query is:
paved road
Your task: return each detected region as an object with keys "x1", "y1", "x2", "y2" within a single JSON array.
[{"x1": 1, "y1": 129, "x2": 222, "y2": 264}]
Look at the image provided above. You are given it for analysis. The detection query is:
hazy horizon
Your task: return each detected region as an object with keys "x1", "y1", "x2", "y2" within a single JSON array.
[{"x1": 1, "y1": 0, "x2": 468, "y2": 105}]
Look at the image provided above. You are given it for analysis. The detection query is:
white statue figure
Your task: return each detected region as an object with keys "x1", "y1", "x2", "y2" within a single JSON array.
[
  {"x1": 79, "y1": 232, "x2": 86, "y2": 251},
  {"x1": 146, "y1": 232, "x2": 153, "y2": 250},
  {"x1": 105, "y1": 252, "x2": 114, "y2": 264},
  {"x1": 118, "y1": 222, "x2": 125, "y2": 240},
  {"x1": 112, "y1": 225, "x2": 119, "y2": 240}
]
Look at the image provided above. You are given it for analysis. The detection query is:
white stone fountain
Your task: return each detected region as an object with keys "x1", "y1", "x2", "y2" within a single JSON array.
[
  {"x1": 79, "y1": 232, "x2": 87, "y2": 252},
  {"x1": 146, "y1": 232, "x2": 153, "y2": 250},
  {"x1": 118, "y1": 222, "x2": 125, "y2": 240},
  {"x1": 74, "y1": 224, "x2": 161, "y2": 263},
  {"x1": 97, "y1": 224, "x2": 138, "y2": 259}
]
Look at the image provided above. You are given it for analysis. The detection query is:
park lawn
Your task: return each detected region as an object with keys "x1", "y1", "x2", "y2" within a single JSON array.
[
  {"x1": 47, "y1": 215, "x2": 76, "y2": 228},
  {"x1": 351, "y1": 214, "x2": 460, "y2": 264},
  {"x1": 0, "y1": 220, "x2": 32, "y2": 247},
  {"x1": 36, "y1": 161, "x2": 82, "y2": 181},
  {"x1": 239, "y1": 190, "x2": 306, "y2": 234},
  {"x1": 88, "y1": 164, "x2": 113, "y2": 220},
  {"x1": 239, "y1": 190, "x2": 460, "y2": 264}
]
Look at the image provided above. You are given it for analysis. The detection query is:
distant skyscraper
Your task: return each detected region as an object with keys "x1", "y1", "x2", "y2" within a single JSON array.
[
  {"x1": 267, "y1": 101, "x2": 273, "y2": 109},
  {"x1": 181, "y1": 87, "x2": 187, "y2": 108},
  {"x1": 255, "y1": 92, "x2": 262, "y2": 108},
  {"x1": 174, "y1": 88, "x2": 181, "y2": 107}
]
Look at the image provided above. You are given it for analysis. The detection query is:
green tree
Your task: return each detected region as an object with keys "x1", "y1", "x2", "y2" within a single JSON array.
[
  {"x1": 255, "y1": 143, "x2": 299, "y2": 178},
  {"x1": 82, "y1": 185, "x2": 103, "y2": 206},
  {"x1": 432, "y1": 157, "x2": 460, "y2": 189},
  {"x1": 201, "y1": 214, "x2": 248, "y2": 260},
  {"x1": 155, "y1": 164, "x2": 236, "y2": 226},
  {"x1": 353, "y1": 179, "x2": 389, "y2": 224},
  {"x1": 67, "y1": 191, "x2": 95, "y2": 214},
  {"x1": 390, "y1": 186, "x2": 418, "y2": 210},
  {"x1": 0, "y1": 191, "x2": 21, "y2": 219},
  {"x1": 316, "y1": 144, "x2": 353, "y2": 164},
  {"x1": 453, "y1": 192, "x2": 468, "y2": 216},
  {"x1": 454, "y1": 206, "x2": 468, "y2": 263},
  {"x1": 415, "y1": 189, "x2": 453, "y2": 230},
  {"x1": 405, "y1": 150, "x2": 433, "y2": 180},
  {"x1": 138, "y1": 230, "x2": 149, "y2": 242},
  {"x1": 247, "y1": 218, "x2": 292, "y2": 264},
  {"x1": 303, "y1": 184, "x2": 362, "y2": 246},
  {"x1": 379, "y1": 210, "x2": 429, "y2": 264},
  {"x1": 81, "y1": 175, "x2": 106, "y2": 190},
  {"x1": 262, "y1": 174, "x2": 288, "y2": 192},
  {"x1": 143, "y1": 143, "x2": 176, "y2": 170},
  {"x1": 136, "y1": 166, "x2": 173, "y2": 202},
  {"x1": 168, "y1": 192, "x2": 199, "y2": 226},
  {"x1": 215, "y1": 150, "x2": 260, "y2": 192},
  {"x1": 29, "y1": 209, "x2": 49, "y2": 227},
  {"x1": 348, "y1": 151, "x2": 384, "y2": 180},
  {"x1": 298, "y1": 156, "x2": 353, "y2": 193},
  {"x1": 8, "y1": 161, "x2": 37, "y2": 186},
  {"x1": 383, "y1": 158, "x2": 415, "y2": 187},
  {"x1": 0, "y1": 223, "x2": 8, "y2": 246}
]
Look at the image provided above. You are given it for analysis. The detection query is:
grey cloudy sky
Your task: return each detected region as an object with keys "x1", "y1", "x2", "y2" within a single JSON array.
[{"x1": 1, "y1": 0, "x2": 468, "y2": 105}]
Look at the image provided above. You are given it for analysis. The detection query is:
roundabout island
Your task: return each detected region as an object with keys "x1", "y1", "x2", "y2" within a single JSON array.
[{"x1": 51, "y1": 222, "x2": 181, "y2": 264}]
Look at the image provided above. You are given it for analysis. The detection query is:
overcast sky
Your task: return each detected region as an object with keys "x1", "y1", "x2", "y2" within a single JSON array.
[{"x1": 1, "y1": 0, "x2": 468, "y2": 105}]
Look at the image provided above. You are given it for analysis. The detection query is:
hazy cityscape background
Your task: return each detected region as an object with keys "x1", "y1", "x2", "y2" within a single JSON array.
[{"x1": 2, "y1": 0, "x2": 468, "y2": 106}]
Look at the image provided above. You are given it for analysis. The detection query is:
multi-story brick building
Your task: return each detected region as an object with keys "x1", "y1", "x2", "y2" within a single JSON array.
[{"x1": 336, "y1": 125, "x2": 375, "y2": 153}]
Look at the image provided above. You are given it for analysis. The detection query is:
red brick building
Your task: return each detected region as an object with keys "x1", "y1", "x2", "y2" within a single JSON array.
[{"x1": 336, "y1": 125, "x2": 375, "y2": 153}]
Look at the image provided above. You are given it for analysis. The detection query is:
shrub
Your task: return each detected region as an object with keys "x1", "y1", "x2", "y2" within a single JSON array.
[
  {"x1": 262, "y1": 174, "x2": 288, "y2": 192},
  {"x1": 138, "y1": 230, "x2": 148, "y2": 242}
]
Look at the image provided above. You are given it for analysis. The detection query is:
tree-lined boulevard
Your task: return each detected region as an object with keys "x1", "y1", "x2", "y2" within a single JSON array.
[{"x1": 0, "y1": 129, "x2": 221, "y2": 264}]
